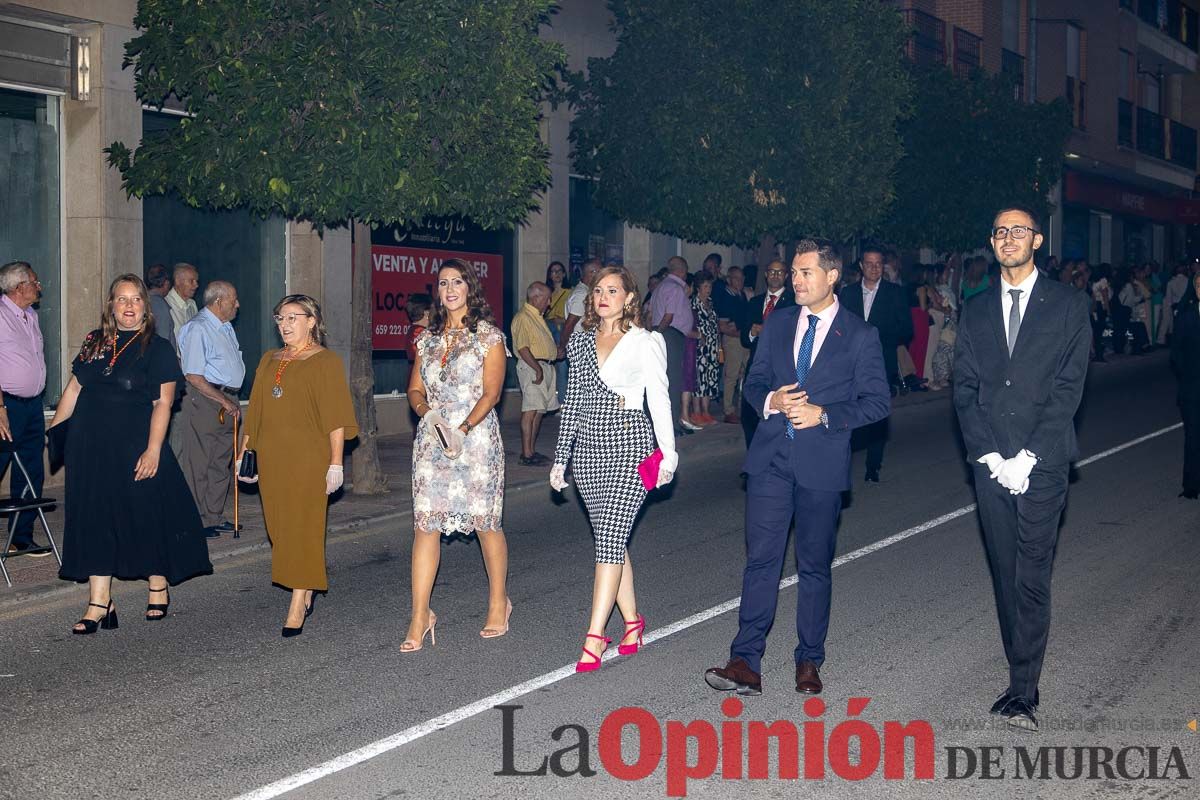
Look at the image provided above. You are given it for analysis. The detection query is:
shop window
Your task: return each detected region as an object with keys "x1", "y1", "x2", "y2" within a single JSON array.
[
  {"x1": 569, "y1": 176, "x2": 623, "y2": 284},
  {"x1": 0, "y1": 88, "x2": 62, "y2": 405},
  {"x1": 141, "y1": 111, "x2": 287, "y2": 398}
]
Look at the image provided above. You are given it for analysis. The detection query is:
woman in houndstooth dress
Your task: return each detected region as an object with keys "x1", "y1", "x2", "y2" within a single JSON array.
[{"x1": 551, "y1": 266, "x2": 677, "y2": 672}]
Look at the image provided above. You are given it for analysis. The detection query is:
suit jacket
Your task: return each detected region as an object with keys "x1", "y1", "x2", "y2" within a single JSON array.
[
  {"x1": 1170, "y1": 301, "x2": 1200, "y2": 400},
  {"x1": 742, "y1": 304, "x2": 891, "y2": 491},
  {"x1": 953, "y1": 277, "x2": 1091, "y2": 465},
  {"x1": 838, "y1": 280, "x2": 912, "y2": 382},
  {"x1": 740, "y1": 290, "x2": 796, "y2": 355}
]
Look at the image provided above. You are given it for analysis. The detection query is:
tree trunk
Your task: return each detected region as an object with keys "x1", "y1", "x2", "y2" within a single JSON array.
[{"x1": 349, "y1": 219, "x2": 388, "y2": 495}]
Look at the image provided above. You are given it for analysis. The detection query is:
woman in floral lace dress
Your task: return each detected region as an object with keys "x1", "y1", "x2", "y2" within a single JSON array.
[{"x1": 404, "y1": 259, "x2": 511, "y2": 652}]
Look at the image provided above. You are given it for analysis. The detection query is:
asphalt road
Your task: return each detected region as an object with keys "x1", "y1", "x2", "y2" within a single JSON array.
[{"x1": 1, "y1": 351, "x2": 1197, "y2": 800}]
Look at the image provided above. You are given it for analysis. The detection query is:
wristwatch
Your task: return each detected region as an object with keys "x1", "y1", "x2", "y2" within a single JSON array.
[
  {"x1": 459, "y1": 420, "x2": 474, "y2": 434},
  {"x1": 819, "y1": 411, "x2": 830, "y2": 429}
]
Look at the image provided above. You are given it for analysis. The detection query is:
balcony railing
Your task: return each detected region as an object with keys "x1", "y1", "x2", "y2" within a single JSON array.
[
  {"x1": 1002, "y1": 48, "x2": 1025, "y2": 101},
  {"x1": 953, "y1": 27, "x2": 982, "y2": 78},
  {"x1": 1118, "y1": 99, "x2": 1135, "y2": 147},
  {"x1": 902, "y1": 9, "x2": 946, "y2": 67},
  {"x1": 1135, "y1": 106, "x2": 1198, "y2": 167},
  {"x1": 1169, "y1": 118, "x2": 1198, "y2": 168},
  {"x1": 1133, "y1": 0, "x2": 1200, "y2": 52},
  {"x1": 1066, "y1": 76, "x2": 1087, "y2": 130}
]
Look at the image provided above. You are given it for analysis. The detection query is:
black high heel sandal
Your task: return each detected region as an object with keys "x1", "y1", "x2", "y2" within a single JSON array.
[
  {"x1": 146, "y1": 584, "x2": 170, "y2": 621},
  {"x1": 282, "y1": 592, "x2": 316, "y2": 638},
  {"x1": 73, "y1": 601, "x2": 118, "y2": 635}
]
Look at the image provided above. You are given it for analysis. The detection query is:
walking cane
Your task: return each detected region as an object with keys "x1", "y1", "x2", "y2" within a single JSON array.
[{"x1": 231, "y1": 411, "x2": 240, "y2": 539}]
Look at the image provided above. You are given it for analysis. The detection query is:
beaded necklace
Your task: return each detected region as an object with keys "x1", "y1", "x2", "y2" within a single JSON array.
[
  {"x1": 103, "y1": 330, "x2": 139, "y2": 376},
  {"x1": 272, "y1": 341, "x2": 312, "y2": 398}
]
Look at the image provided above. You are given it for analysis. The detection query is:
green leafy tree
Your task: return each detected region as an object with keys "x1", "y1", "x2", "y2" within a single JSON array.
[
  {"x1": 570, "y1": 0, "x2": 912, "y2": 246},
  {"x1": 877, "y1": 64, "x2": 1072, "y2": 251},
  {"x1": 107, "y1": 0, "x2": 564, "y2": 493}
]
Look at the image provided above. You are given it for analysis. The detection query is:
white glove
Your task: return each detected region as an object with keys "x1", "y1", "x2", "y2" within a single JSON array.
[
  {"x1": 325, "y1": 465, "x2": 344, "y2": 495},
  {"x1": 995, "y1": 450, "x2": 1036, "y2": 495},
  {"x1": 235, "y1": 459, "x2": 258, "y2": 484},
  {"x1": 977, "y1": 452, "x2": 1004, "y2": 476},
  {"x1": 549, "y1": 464, "x2": 569, "y2": 492},
  {"x1": 656, "y1": 467, "x2": 674, "y2": 488}
]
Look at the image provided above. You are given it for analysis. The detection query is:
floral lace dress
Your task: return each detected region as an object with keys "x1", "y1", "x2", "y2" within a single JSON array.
[{"x1": 411, "y1": 320, "x2": 507, "y2": 535}]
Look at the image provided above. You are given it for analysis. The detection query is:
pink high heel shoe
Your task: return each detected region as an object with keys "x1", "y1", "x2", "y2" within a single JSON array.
[
  {"x1": 618, "y1": 614, "x2": 646, "y2": 655},
  {"x1": 400, "y1": 610, "x2": 437, "y2": 653},
  {"x1": 575, "y1": 634, "x2": 611, "y2": 672},
  {"x1": 480, "y1": 597, "x2": 513, "y2": 639}
]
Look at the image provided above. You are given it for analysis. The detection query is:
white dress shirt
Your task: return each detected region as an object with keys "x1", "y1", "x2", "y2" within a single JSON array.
[
  {"x1": 597, "y1": 326, "x2": 678, "y2": 472},
  {"x1": 763, "y1": 297, "x2": 841, "y2": 417},
  {"x1": 861, "y1": 280, "x2": 880, "y2": 321},
  {"x1": 1000, "y1": 269, "x2": 1038, "y2": 344}
]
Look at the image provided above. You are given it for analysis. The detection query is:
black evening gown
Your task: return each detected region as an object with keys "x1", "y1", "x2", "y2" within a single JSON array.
[{"x1": 58, "y1": 329, "x2": 213, "y2": 584}]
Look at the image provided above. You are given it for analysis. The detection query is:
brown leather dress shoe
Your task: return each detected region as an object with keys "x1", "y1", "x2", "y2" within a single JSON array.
[
  {"x1": 705, "y1": 657, "x2": 762, "y2": 696},
  {"x1": 723, "y1": 413, "x2": 740, "y2": 424},
  {"x1": 795, "y1": 660, "x2": 822, "y2": 694}
]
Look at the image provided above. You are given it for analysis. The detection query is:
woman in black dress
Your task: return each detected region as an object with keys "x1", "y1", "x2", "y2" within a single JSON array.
[{"x1": 49, "y1": 274, "x2": 211, "y2": 634}]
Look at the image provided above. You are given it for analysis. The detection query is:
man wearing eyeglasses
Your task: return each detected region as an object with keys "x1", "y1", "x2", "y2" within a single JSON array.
[
  {"x1": 953, "y1": 206, "x2": 1091, "y2": 733},
  {"x1": 0, "y1": 261, "x2": 51, "y2": 557},
  {"x1": 739, "y1": 260, "x2": 795, "y2": 445},
  {"x1": 176, "y1": 280, "x2": 245, "y2": 538}
]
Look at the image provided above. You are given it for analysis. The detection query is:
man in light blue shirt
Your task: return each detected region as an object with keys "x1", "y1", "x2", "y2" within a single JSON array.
[{"x1": 176, "y1": 280, "x2": 245, "y2": 537}]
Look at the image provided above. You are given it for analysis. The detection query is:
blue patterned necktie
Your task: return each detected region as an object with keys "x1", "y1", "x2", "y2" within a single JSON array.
[{"x1": 785, "y1": 314, "x2": 821, "y2": 439}]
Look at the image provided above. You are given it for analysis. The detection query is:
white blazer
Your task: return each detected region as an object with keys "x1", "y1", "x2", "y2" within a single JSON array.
[{"x1": 598, "y1": 326, "x2": 678, "y2": 472}]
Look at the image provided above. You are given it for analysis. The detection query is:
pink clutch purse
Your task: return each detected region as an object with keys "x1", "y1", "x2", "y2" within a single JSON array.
[{"x1": 637, "y1": 448, "x2": 664, "y2": 490}]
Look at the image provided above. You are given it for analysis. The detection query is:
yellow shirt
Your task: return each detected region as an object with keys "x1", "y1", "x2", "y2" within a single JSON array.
[
  {"x1": 511, "y1": 303, "x2": 558, "y2": 360},
  {"x1": 546, "y1": 287, "x2": 570, "y2": 323}
]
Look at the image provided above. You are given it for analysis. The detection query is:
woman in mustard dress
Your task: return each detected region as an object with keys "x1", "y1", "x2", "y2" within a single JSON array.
[{"x1": 239, "y1": 295, "x2": 358, "y2": 637}]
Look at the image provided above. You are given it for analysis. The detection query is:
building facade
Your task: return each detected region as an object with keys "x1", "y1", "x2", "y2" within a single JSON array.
[
  {"x1": 0, "y1": 0, "x2": 753, "y2": 433},
  {"x1": 889, "y1": 0, "x2": 1200, "y2": 264}
]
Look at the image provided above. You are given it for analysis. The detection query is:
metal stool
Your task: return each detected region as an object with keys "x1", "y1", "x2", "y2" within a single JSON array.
[{"x1": 0, "y1": 441, "x2": 61, "y2": 587}]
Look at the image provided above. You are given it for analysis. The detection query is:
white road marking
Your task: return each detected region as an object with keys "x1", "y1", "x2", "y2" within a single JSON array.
[{"x1": 231, "y1": 422, "x2": 1184, "y2": 800}]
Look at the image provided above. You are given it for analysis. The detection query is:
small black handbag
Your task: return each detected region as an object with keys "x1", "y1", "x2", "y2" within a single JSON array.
[
  {"x1": 46, "y1": 420, "x2": 69, "y2": 473},
  {"x1": 238, "y1": 449, "x2": 258, "y2": 479}
]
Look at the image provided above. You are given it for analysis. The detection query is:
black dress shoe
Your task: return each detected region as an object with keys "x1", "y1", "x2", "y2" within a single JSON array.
[
  {"x1": 1005, "y1": 697, "x2": 1039, "y2": 732},
  {"x1": 6, "y1": 541, "x2": 52, "y2": 558},
  {"x1": 204, "y1": 526, "x2": 222, "y2": 538},
  {"x1": 705, "y1": 657, "x2": 762, "y2": 696},
  {"x1": 991, "y1": 687, "x2": 1039, "y2": 715},
  {"x1": 795, "y1": 660, "x2": 822, "y2": 694},
  {"x1": 1180, "y1": 489, "x2": 1199, "y2": 500},
  {"x1": 214, "y1": 520, "x2": 243, "y2": 533},
  {"x1": 864, "y1": 469, "x2": 880, "y2": 483}
]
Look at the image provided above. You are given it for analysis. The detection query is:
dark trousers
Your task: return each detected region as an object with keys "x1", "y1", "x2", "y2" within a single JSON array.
[
  {"x1": 974, "y1": 462, "x2": 1068, "y2": 701},
  {"x1": 854, "y1": 417, "x2": 889, "y2": 473},
  {"x1": 1091, "y1": 308, "x2": 1108, "y2": 358},
  {"x1": 0, "y1": 393, "x2": 45, "y2": 545},
  {"x1": 1182, "y1": 395, "x2": 1200, "y2": 493},
  {"x1": 661, "y1": 327, "x2": 685, "y2": 426},
  {"x1": 1110, "y1": 304, "x2": 1130, "y2": 354},
  {"x1": 178, "y1": 391, "x2": 235, "y2": 528},
  {"x1": 731, "y1": 446, "x2": 842, "y2": 674}
]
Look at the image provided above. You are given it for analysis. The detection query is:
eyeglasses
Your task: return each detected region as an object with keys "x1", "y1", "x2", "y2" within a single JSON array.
[
  {"x1": 765, "y1": 269, "x2": 789, "y2": 277},
  {"x1": 991, "y1": 225, "x2": 1040, "y2": 240},
  {"x1": 273, "y1": 313, "x2": 312, "y2": 325},
  {"x1": 17, "y1": 279, "x2": 41, "y2": 288}
]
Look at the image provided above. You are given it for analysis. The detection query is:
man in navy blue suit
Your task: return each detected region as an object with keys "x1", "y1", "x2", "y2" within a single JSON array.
[{"x1": 705, "y1": 239, "x2": 890, "y2": 696}]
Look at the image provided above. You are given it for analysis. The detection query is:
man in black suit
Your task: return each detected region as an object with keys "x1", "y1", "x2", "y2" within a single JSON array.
[
  {"x1": 705, "y1": 238, "x2": 889, "y2": 696},
  {"x1": 839, "y1": 246, "x2": 911, "y2": 481},
  {"x1": 1169, "y1": 271, "x2": 1200, "y2": 499},
  {"x1": 953, "y1": 205, "x2": 1091, "y2": 733},
  {"x1": 739, "y1": 259, "x2": 795, "y2": 446}
]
